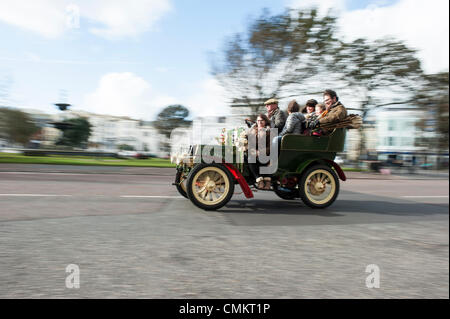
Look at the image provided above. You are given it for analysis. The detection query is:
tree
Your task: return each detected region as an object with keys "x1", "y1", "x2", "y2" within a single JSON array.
[
  {"x1": 154, "y1": 104, "x2": 191, "y2": 154},
  {"x1": 0, "y1": 74, "x2": 13, "y2": 107},
  {"x1": 56, "y1": 117, "x2": 92, "y2": 148},
  {"x1": 211, "y1": 8, "x2": 340, "y2": 113},
  {"x1": 118, "y1": 144, "x2": 135, "y2": 151},
  {"x1": 154, "y1": 105, "x2": 192, "y2": 138},
  {"x1": 0, "y1": 108, "x2": 39, "y2": 146},
  {"x1": 212, "y1": 8, "x2": 426, "y2": 159},
  {"x1": 414, "y1": 72, "x2": 449, "y2": 168},
  {"x1": 331, "y1": 38, "x2": 424, "y2": 158}
]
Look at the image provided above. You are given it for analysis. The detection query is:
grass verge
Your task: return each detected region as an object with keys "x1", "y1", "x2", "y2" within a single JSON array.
[
  {"x1": 0, "y1": 152, "x2": 367, "y2": 171},
  {"x1": 0, "y1": 152, "x2": 176, "y2": 168}
]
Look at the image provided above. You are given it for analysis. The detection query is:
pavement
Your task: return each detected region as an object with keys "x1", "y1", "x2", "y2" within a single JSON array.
[{"x1": 0, "y1": 168, "x2": 448, "y2": 298}]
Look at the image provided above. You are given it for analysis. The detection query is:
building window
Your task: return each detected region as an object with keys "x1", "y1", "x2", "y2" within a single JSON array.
[
  {"x1": 401, "y1": 137, "x2": 414, "y2": 147},
  {"x1": 388, "y1": 137, "x2": 394, "y2": 146},
  {"x1": 388, "y1": 120, "x2": 395, "y2": 131},
  {"x1": 218, "y1": 117, "x2": 226, "y2": 123}
]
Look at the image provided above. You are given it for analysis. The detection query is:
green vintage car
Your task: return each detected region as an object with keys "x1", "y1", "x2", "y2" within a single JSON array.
[{"x1": 172, "y1": 126, "x2": 347, "y2": 211}]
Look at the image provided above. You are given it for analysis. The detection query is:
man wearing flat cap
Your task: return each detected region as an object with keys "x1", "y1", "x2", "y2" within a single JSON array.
[{"x1": 264, "y1": 98, "x2": 287, "y2": 133}]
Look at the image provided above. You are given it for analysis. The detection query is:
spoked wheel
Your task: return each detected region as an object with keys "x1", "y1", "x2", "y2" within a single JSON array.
[
  {"x1": 186, "y1": 164, "x2": 235, "y2": 210},
  {"x1": 299, "y1": 165, "x2": 339, "y2": 208},
  {"x1": 175, "y1": 170, "x2": 188, "y2": 198}
]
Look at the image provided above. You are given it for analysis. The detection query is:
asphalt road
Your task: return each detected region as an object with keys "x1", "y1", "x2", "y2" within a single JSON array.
[{"x1": 0, "y1": 168, "x2": 448, "y2": 298}]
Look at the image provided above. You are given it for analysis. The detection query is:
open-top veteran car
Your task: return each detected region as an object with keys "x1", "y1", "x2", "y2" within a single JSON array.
[{"x1": 171, "y1": 118, "x2": 357, "y2": 211}]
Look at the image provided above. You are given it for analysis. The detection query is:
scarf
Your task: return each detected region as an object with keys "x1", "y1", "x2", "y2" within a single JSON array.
[{"x1": 268, "y1": 108, "x2": 278, "y2": 119}]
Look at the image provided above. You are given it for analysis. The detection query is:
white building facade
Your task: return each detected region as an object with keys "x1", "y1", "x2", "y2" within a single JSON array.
[
  {"x1": 376, "y1": 108, "x2": 422, "y2": 154},
  {"x1": 69, "y1": 111, "x2": 167, "y2": 157},
  {"x1": 375, "y1": 107, "x2": 424, "y2": 156},
  {"x1": 374, "y1": 106, "x2": 447, "y2": 167},
  {"x1": 19, "y1": 109, "x2": 168, "y2": 157}
]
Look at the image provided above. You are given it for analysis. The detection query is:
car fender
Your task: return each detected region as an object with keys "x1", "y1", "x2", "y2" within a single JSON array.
[
  {"x1": 323, "y1": 159, "x2": 346, "y2": 181},
  {"x1": 223, "y1": 163, "x2": 254, "y2": 199},
  {"x1": 296, "y1": 159, "x2": 346, "y2": 181}
]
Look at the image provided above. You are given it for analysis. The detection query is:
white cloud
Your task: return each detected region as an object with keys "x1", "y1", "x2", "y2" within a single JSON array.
[
  {"x1": 83, "y1": 73, "x2": 229, "y2": 120},
  {"x1": 0, "y1": 0, "x2": 172, "y2": 39},
  {"x1": 0, "y1": 0, "x2": 67, "y2": 38},
  {"x1": 339, "y1": 0, "x2": 449, "y2": 74},
  {"x1": 288, "y1": 0, "x2": 346, "y2": 16},
  {"x1": 81, "y1": 0, "x2": 172, "y2": 39},
  {"x1": 84, "y1": 72, "x2": 154, "y2": 119},
  {"x1": 184, "y1": 78, "x2": 229, "y2": 118},
  {"x1": 289, "y1": 0, "x2": 449, "y2": 74}
]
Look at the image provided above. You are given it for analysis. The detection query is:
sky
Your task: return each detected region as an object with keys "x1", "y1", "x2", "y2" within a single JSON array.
[{"x1": 0, "y1": 0, "x2": 448, "y2": 121}]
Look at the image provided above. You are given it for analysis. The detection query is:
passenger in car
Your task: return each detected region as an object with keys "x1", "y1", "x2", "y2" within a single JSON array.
[
  {"x1": 247, "y1": 114, "x2": 273, "y2": 190},
  {"x1": 264, "y1": 98, "x2": 287, "y2": 133},
  {"x1": 301, "y1": 99, "x2": 318, "y2": 120},
  {"x1": 279, "y1": 100, "x2": 305, "y2": 137},
  {"x1": 312, "y1": 103, "x2": 326, "y2": 137},
  {"x1": 307, "y1": 89, "x2": 347, "y2": 134}
]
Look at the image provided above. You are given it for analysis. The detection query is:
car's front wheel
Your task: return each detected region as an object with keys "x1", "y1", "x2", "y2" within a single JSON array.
[{"x1": 186, "y1": 164, "x2": 235, "y2": 210}]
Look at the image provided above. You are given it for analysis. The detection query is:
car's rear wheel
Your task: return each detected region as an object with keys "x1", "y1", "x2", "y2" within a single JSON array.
[
  {"x1": 186, "y1": 164, "x2": 234, "y2": 210},
  {"x1": 299, "y1": 165, "x2": 339, "y2": 208}
]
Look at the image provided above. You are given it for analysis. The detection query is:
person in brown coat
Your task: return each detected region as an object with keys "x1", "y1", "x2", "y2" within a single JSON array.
[{"x1": 308, "y1": 89, "x2": 347, "y2": 133}]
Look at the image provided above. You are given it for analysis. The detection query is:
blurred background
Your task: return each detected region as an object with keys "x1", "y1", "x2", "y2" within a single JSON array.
[{"x1": 0, "y1": 0, "x2": 448, "y2": 173}]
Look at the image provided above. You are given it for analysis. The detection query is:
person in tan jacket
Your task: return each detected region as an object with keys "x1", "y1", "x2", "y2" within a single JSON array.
[{"x1": 308, "y1": 89, "x2": 347, "y2": 133}]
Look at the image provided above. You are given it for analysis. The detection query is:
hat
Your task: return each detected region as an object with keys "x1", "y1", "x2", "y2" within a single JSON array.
[
  {"x1": 306, "y1": 99, "x2": 318, "y2": 107},
  {"x1": 264, "y1": 98, "x2": 278, "y2": 105}
]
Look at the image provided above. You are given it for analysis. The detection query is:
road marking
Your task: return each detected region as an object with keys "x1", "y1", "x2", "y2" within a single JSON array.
[
  {"x1": 0, "y1": 194, "x2": 72, "y2": 197},
  {"x1": 0, "y1": 172, "x2": 86, "y2": 175},
  {"x1": 0, "y1": 194, "x2": 183, "y2": 198},
  {"x1": 0, "y1": 172, "x2": 120, "y2": 176},
  {"x1": 0, "y1": 194, "x2": 182, "y2": 198},
  {"x1": 402, "y1": 196, "x2": 449, "y2": 198},
  {"x1": 120, "y1": 195, "x2": 184, "y2": 199},
  {"x1": 0, "y1": 172, "x2": 173, "y2": 177}
]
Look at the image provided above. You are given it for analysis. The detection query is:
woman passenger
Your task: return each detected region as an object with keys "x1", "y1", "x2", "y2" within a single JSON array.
[
  {"x1": 302, "y1": 99, "x2": 318, "y2": 120},
  {"x1": 247, "y1": 114, "x2": 272, "y2": 190},
  {"x1": 279, "y1": 100, "x2": 305, "y2": 137},
  {"x1": 312, "y1": 103, "x2": 326, "y2": 136}
]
